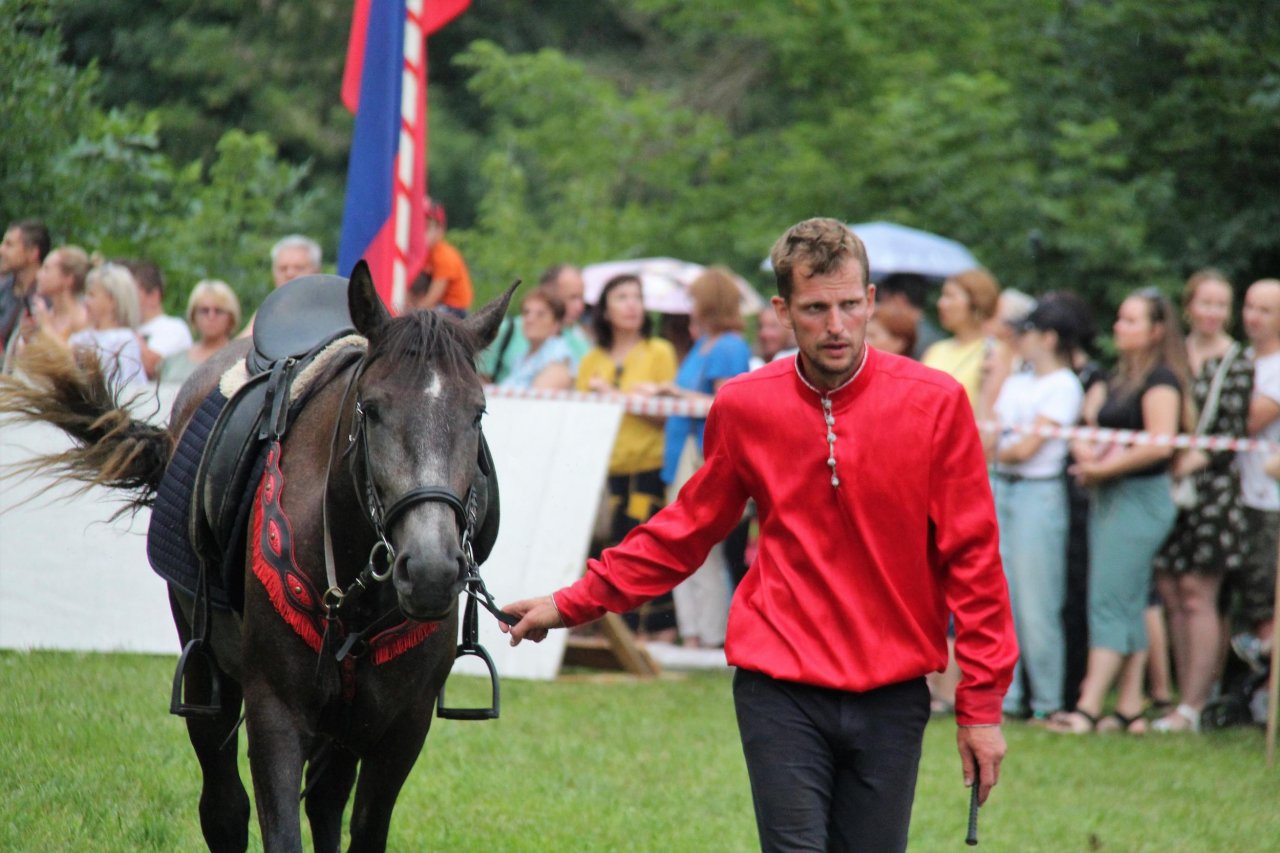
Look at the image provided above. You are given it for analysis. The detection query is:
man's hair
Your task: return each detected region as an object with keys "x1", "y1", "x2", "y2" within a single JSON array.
[
  {"x1": 124, "y1": 258, "x2": 165, "y2": 296},
  {"x1": 877, "y1": 274, "x2": 931, "y2": 310},
  {"x1": 770, "y1": 218, "x2": 869, "y2": 302},
  {"x1": 86, "y1": 262, "x2": 142, "y2": 329},
  {"x1": 270, "y1": 234, "x2": 322, "y2": 269},
  {"x1": 689, "y1": 266, "x2": 745, "y2": 334},
  {"x1": 538, "y1": 263, "x2": 579, "y2": 287},
  {"x1": 7, "y1": 219, "x2": 51, "y2": 263},
  {"x1": 54, "y1": 245, "x2": 90, "y2": 295}
]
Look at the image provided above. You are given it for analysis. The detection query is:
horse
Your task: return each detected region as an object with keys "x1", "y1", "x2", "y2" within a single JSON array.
[{"x1": 0, "y1": 263, "x2": 514, "y2": 852}]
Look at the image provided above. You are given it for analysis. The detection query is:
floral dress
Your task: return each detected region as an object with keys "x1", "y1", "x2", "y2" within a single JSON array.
[{"x1": 1153, "y1": 347, "x2": 1254, "y2": 575}]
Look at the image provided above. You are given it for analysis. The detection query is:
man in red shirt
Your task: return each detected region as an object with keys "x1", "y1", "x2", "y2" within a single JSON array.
[{"x1": 502, "y1": 218, "x2": 1016, "y2": 851}]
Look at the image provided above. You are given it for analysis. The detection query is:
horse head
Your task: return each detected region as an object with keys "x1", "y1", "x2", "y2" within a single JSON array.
[{"x1": 347, "y1": 262, "x2": 514, "y2": 621}]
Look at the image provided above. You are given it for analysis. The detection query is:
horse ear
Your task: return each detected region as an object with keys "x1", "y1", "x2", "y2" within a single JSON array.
[
  {"x1": 464, "y1": 280, "x2": 520, "y2": 349},
  {"x1": 349, "y1": 260, "x2": 392, "y2": 337}
]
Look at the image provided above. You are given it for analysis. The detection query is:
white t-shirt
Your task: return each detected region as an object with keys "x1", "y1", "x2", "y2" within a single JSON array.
[
  {"x1": 140, "y1": 314, "x2": 193, "y2": 358},
  {"x1": 1240, "y1": 349, "x2": 1280, "y2": 511},
  {"x1": 994, "y1": 366, "x2": 1084, "y2": 478},
  {"x1": 68, "y1": 327, "x2": 148, "y2": 387}
]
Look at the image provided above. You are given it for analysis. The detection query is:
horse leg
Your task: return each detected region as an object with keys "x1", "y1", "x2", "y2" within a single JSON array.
[
  {"x1": 243, "y1": 683, "x2": 310, "y2": 853},
  {"x1": 169, "y1": 589, "x2": 251, "y2": 853},
  {"x1": 303, "y1": 740, "x2": 359, "y2": 853},
  {"x1": 346, "y1": 714, "x2": 433, "y2": 853}
]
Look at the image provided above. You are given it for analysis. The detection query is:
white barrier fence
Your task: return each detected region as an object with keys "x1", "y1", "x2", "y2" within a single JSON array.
[{"x1": 0, "y1": 384, "x2": 621, "y2": 682}]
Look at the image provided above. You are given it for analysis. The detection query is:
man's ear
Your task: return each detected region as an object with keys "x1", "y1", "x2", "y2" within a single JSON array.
[{"x1": 771, "y1": 295, "x2": 792, "y2": 329}]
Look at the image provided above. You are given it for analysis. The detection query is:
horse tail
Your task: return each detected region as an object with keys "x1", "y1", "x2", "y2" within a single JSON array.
[{"x1": 0, "y1": 334, "x2": 172, "y2": 515}]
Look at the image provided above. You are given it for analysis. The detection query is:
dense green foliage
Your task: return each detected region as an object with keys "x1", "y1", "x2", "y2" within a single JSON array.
[
  {"x1": 5, "y1": 0, "x2": 1278, "y2": 320},
  {"x1": 3, "y1": 650, "x2": 1279, "y2": 851}
]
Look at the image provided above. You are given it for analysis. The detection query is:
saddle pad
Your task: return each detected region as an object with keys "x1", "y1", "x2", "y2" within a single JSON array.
[{"x1": 147, "y1": 388, "x2": 232, "y2": 608}]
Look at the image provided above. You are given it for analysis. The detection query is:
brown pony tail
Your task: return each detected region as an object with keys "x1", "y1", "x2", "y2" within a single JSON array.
[{"x1": 0, "y1": 334, "x2": 173, "y2": 516}]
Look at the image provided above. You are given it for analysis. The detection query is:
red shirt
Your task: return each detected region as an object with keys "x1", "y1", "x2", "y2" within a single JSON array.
[{"x1": 555, "y1": 348, "x2": 1017, "y2": 724}]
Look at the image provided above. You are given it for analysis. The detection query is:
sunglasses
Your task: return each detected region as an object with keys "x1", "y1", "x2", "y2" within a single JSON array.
[{"x1": 194, "y1": 305, "x2": 228, "y2": 316}]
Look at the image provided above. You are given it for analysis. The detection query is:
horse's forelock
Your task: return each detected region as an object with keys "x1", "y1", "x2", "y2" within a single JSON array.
[{"x1": 365, "y1": 310, "x2": 482, "y2": 384}]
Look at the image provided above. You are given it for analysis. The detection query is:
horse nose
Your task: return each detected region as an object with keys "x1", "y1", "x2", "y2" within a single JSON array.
[{"x1": 391, "y1": 547, "x2": 466, "y2": 620}]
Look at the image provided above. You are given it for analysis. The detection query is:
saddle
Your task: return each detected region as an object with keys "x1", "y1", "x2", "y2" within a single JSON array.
[{"x1": 189, "y1": 274, "x2": 358, "y2": 578}]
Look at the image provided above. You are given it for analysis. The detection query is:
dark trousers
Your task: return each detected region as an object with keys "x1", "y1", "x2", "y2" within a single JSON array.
[{"x1": 733, "y1": 669, "x2": 930, "y2": 853}]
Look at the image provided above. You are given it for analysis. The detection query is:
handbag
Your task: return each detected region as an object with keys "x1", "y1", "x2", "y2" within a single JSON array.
[{"x1": 1171, "y1": 343, "x2": 1240, "y2": 509}]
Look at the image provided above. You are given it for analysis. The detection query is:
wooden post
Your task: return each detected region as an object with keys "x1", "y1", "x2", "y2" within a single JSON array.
[{"x1": 563, "y1": 613, "x2": 662, "y2": 677}]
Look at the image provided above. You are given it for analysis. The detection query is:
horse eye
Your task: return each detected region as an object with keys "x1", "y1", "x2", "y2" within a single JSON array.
[
  {"x1": 473, "y1": 409, "x2": 485, "y2": 428},
  {"x1": 362, "y1": 402, "x2": 381, "y2": 424}
]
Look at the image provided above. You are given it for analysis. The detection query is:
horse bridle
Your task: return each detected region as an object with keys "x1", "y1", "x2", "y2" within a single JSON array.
[{"x1": 320, "y1": 357, "x2": 515, "y2": 631}]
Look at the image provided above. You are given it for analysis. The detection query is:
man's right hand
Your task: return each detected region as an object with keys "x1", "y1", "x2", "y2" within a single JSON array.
[{"x1": 499, "y1": 595, "x2": 565, "y2": 646}]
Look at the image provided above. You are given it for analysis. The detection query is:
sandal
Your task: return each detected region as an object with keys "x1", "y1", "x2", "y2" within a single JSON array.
[
  {"x1": 1096, "y1": 711, "x2": 1147, "y2": 735},
  {"x1": 1046, "y1": 709, "x2": 1097, "y2": 734},
  {"x1": 1152, "y1": 703, "x2": 1201, "y2": 734}
]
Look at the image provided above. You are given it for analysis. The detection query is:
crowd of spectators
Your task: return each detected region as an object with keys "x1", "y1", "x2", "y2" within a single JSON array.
[{"x1": 3, "y1": 214, "x2": 1276, "y2": 713}]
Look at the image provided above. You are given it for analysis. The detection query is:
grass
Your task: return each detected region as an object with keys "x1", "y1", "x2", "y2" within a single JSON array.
[{"x1": 1, "y1": 650, "x2": 1276, "y2": 852}]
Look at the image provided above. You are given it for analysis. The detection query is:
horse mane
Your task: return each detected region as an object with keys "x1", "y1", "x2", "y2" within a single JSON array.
[{"x1": 365, "y1": 310, "x2": 482, "y2": 382}]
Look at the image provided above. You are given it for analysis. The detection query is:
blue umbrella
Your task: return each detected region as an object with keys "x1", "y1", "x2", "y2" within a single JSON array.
[{"x1": 761, "y1": 221, "x2": 980, "y2": 280}]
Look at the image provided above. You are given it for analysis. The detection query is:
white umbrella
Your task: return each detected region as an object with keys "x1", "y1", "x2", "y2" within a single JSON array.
[
  {"x1": 582, "y1": 257, "x2": 766, "y2": 316},
  {"x1": 760, "y1": 221, "x2": 980, "y2": 280}
]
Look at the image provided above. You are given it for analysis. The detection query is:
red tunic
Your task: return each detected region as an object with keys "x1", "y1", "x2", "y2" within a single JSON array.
[{"x1": 555, "y1": 347, "x2": 1017, "y2": 725}]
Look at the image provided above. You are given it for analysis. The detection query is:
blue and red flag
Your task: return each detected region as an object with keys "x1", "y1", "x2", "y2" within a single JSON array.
[{"x1": 338, "y1": 0, "x2": 470, "y2": 311}]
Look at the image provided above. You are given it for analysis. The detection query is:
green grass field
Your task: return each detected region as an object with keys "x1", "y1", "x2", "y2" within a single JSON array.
[{"x1": 1, "y1": 650, "x2": 1275, "y2": 852}]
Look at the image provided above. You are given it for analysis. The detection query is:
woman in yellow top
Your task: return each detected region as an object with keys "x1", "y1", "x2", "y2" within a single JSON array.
[
  {"x1": 577, "y1": 273, "x2": 678, "y2": 639},
  {"x1": 920, "y1": 266, "x2": 1001, "y2": 715},
  {"x1": 922, "y1": 268, "x2": 1002, "y2": 409}
]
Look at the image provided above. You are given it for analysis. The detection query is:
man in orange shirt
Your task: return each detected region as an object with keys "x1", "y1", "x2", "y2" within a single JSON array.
[{"x1": 408, "y1": 197, "x2": 472, "y2": 317}]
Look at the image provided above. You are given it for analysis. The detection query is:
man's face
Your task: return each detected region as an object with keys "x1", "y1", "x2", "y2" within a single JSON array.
[
  {"x1": 1242, "y1": 281, "x2": 1280, "y2": 347},
  {"x1": 36, "y1": 251, "x2": 70, "y2": 297},
  {"x1": 774, "y1": 259, "x2": 875, "y2": 391},
  {"x1": 555, "y1": 269, "x2": 586, "y2": 325},
  {"x1": 272, "y1": 246, "x2": 318, "y2": 288},
  {"x1": 0, "y1": 228, "x2": 36, "y2": 275}
]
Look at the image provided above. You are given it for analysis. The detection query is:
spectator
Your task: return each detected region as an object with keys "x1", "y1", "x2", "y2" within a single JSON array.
[
  {"x1": 748, "y1": 302, "x2": 797, "y2": 370},
  {"x1": 498, "y1": 286, "x2": 573, "y2": 390},
  {"x1": 577, "y1": 273, "x2": 679, "y2": 641},
  {"x1": 25, "y1": 245, "x2": 90, "y2": 344},
  {"x1": 877, "y1": 273, "x2": 942, "y2": 359},
  {"x1": 989, "y1": 298, "x2": 1085, "y2": 721},
  {"x1": 239, "y1": 234, "x2": 323, "y2": 339},
  {"x1": 1050, "y1": 288, "x2": 1191, "y2": 734},
  {"x1": 159, "y1": 280, "x2": 242, "y2": 384},
  {"x1": 978, "y1": 288, "x2": 1038, "y2": 431},
  {"x1": 660, "y1": 267, "x2": 752, "y2": 648},
  {"x1": 271, "y1": 234, "x2": 322, "y2": 287},
  {"x1": 866, "y1": 299, "x2": 918, "y2": 357},
  {"x1": 1149, "y1": 270, "x2": 1252, "y2": 732},
  {"x1": 128, "y1": 260, "x2": 193, "y2": 379},
  {"x1": 1, "y1": 219, "x2": 51, "y2": 370},
  {"x1": 1231, "y1": 278, "x2": 1280, "y2": 675},
  {"x1": 922, "y1": 269, "x2": 1001, "y2": 409},
  {"x1": 68, "y1": 262, "x2": 147, "y2": 387},
  {"x1": 921, "y1": 268, "x2": 1000, "y2": 713},
  {"x1": 481, "y1": 263, "x2": 589, "y2": 383},
  {"x1": 407, "y1": 197, "x2": 472, "y2": 317},
  {"x1": 501, "y1": 218, "x2": 1014, "y2": 851}
]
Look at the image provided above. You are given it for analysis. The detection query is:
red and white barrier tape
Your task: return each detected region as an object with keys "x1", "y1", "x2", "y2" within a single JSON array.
[
  {"x1": 979, "y1": 421, "x2": 1277, "y2": 454},
  {"x1": 485, "y1": 386, "x2": 1277, "y2": 454},
  {"x1": 484, "y1": 384, "x2": 711, "y2": 417}
]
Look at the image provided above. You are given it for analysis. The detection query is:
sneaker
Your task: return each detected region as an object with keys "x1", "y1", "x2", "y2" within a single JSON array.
[{"x1": 1231, "y1": 632, "x2": 1271, "y2": 673}]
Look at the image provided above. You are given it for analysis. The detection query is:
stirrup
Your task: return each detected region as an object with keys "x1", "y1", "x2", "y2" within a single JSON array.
[
  {"x1": 170, "y1": 638, "x2": 223, "y2": 718},
  {"x1": 436, "y1": 593, "x2": 501, "y2": 720}
]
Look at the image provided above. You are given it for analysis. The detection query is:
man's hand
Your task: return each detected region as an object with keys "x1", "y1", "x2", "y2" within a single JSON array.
[
  {"x1": 498, "y1": 595, "x2": 565, "y2": 646},
  {"x1": 956, "y1": 725, "x2": 1006, "y2": 806}
]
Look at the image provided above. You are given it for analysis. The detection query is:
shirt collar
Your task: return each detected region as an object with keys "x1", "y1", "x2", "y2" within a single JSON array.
[{"x1": 793, "y1": 344, "x2": 871, "y2": 399}]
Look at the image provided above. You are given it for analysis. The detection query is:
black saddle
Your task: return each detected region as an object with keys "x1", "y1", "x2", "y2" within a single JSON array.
[{"x1": 190, "y1": 275, "x2": 359, "y2": 584}]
